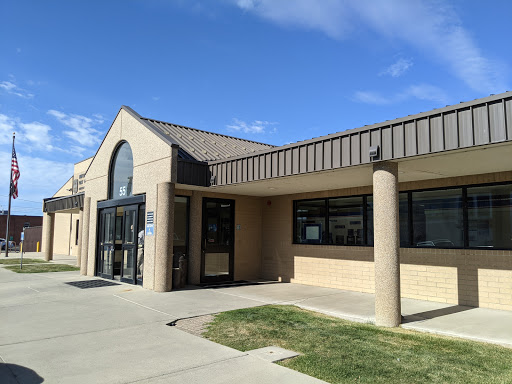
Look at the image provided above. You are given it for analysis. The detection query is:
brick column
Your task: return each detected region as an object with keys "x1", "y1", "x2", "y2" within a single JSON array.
[
  {"x1": 373, "y1": 161, "x2": 401, "y2": 327},
  {"x1": 154, "y1": 182, "x2": 175, "y2": 292}
]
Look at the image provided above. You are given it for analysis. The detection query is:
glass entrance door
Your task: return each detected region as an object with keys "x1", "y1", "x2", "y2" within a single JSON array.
[
  {"x1": 97, "y1": 203, "x2": 144, "y2": 284},
  {"x1": 201, "y1": 198, "x2": 235, "y2": 283},
  {"x1": 98, "y1": 208, "x2": 116, "y2": 279},
  {"x1": 121, "y1": 205, "x2": 138, "y2": 284}
]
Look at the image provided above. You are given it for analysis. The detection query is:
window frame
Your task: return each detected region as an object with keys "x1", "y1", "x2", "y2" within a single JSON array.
[
  {"x1": 293, "y1": 195, "x2": 372, "y2": 247},
  {"x1": 108, "y1": 141, "x2": 134, "y2": 201},
  {"x1": 292, "y1": 180, "x2": 512, "y2": 251}
]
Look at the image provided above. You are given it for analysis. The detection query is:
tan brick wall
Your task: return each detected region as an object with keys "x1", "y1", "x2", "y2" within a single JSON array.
[
  {"x1": 262, "y1": 171, "x2": 512, "y2": 311},
  {"x1": 52, "y1": 213, "x2": 71, "y2": 255},
  {"x1": 401, "y1": 248, "x2": 512, "y2": 311}
]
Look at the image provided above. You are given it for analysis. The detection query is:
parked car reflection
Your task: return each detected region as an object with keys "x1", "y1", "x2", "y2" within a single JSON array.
[{"x1": 416, "y1": 239, "x2": 455, "y2": 248}]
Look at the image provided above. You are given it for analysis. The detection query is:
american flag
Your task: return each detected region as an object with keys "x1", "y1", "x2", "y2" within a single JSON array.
[{"x1": 11, "y1": 145, "x2": 20, "y2": 199}]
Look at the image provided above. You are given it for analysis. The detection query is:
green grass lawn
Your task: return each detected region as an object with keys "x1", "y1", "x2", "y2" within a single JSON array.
[
  {"x1": 204, "y1": 305, "x2": 512, "y2": 384},
  {"x1": 4, "y1": 264, "x2": 80, "y2": 273},
  {"x1": 0, "y1": 258, "x2": 47, "y2": 265}
]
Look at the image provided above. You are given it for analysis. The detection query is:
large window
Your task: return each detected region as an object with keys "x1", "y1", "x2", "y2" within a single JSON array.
[
  {"x1": 109, "y1": 142, "x2": 133, "y2": 200},
  {"x1": 329, "y1": 197, "x2": 364, "y2": 245},
  {"x1": 295, "y1": 199, "x2": 327, "y2": 244},
  {"x1": 293, "y1": 182, "x2": 512, "y2": 250},
  {"x1": 467, "y1": 184, "x2": 512, "y2": 249},
  {"x1": 411, "y1": 188, "x2": 463, "y2": 248}
]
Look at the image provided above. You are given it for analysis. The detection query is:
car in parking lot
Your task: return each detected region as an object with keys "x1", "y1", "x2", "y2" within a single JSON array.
[{"x1": 0, "y1": 238, "x2": 15, "y2": 250}]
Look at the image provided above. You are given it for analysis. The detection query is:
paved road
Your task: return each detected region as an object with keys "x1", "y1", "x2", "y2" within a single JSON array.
[{"x1": 0, "y1": 268, "x2": 326, "y2": 384}]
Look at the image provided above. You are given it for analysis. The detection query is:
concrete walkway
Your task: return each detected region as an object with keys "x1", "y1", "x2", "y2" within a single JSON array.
[
  {"x1": 0, "y1": 265, "x2": 326, "y2": 384},
  {"x1": 1, "y1": 258, "x2": 511, "y2": 383},
  {"x1": 0, "y1": 251, "x2": 78, "y2": 266}
]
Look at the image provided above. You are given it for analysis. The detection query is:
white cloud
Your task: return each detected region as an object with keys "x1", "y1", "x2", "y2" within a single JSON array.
[
  {"x1": 380, "y1": 58, "x2": 413, "y2": 77},
  {"x1": 0, "y1": 80, "x2": 34, "y2": 99},
  {"x1": 0, "y1": 112, "x2": 88, "y2": 156},
  {"x1": 226, "y1": 118, "x2": 277, "y2": 134},
  {"x1": 236, "y1": 0, "x2": 351, "y2": 39},
  {"x1": 354, "y1": 83, "x2": 447, "y2": 105},
  {"x1": 48, "y1": 110, "x2": 103, "y2": 147},
  {"x1": 18, "y1": 122, "x2": 53, "y2": 151},
  {"x1": 0, "y1": 150, "x2": 74, "y2": 215},
  {"x1": 353, "y1": 91, "x2": 392, "y2": 105},
  {"x1": 0, "y1": 114, "x2": 16, "y2": 144},
  {"x1": 232, "y1": 0, "x2": 507, "y2": 93},
  {"x1": 405, "y1": 84, "x2": 447, "y2": 103}
]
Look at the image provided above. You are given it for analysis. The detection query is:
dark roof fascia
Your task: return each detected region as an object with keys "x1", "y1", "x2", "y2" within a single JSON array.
[
  {"x1": 44, "y1": 192, "x2": 85, "y2": 203},
  {"x1": 206, "y1": 91, "x2": 512, "y2": 165},
  {"x1": 141, "y1": 117, "x2": 276, "y2": 148},
  {"x1": 43, "y1": 193, "x2": 85, "y2": 213}
]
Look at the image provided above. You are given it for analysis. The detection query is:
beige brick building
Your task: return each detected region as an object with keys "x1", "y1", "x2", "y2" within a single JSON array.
[{"x1": 43, "y1": 91, "x2": 512, "y2": 326}]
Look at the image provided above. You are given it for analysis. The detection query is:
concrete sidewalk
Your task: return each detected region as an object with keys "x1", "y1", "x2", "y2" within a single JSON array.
[
  {"x1": 0, "y1": 267, "x2": 326, "y2": 384},
  {"x1": 209, "y1": 282, "x2": 512, "y2": 348},
  {"x1": 0, "y1": 251, "x2": 78, "y2": 266},
  {"x1": 1, "y1": 264, "x2": 511, "y2": 383}
]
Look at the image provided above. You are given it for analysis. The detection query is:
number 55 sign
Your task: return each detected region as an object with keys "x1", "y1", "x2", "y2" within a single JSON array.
[{"x1": 119, "y1": 186, "x2": 127, "y2": 196}]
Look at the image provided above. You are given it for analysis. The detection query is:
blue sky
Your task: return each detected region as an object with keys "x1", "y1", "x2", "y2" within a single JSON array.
[{"x1": 0, "y1": 0, "x2": 510, "y2": 215}]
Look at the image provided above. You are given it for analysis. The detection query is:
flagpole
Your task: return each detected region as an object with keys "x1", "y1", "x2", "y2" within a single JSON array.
[{"x1": 4, "y1": 132, "x2": 15, "y2": 258}]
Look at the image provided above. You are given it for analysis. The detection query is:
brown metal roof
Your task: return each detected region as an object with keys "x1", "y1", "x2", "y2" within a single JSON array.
[
  {"x1": 142, "y1": 118, "x2": 275, "y2": 162},
  {"x1": 206, "y1": 91, "x2": 512, "y2": 187}
]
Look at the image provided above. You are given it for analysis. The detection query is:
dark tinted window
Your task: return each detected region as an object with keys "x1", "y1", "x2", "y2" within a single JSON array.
[
  {"x1": 412, "y1": 189, "x2": 463, "y2": 248},
  {"x1": 467, "y1": 184, "x2": 512, "y2": 249},
  {"x1": 110, "y1": 142, "x2": 133, "y2": 199},
  {"x1": 295, "y1": 199, "x2": 326, "y2": 244},
  {"x1": 329, "y1": 196, "x2": 364, "y2": 245}
]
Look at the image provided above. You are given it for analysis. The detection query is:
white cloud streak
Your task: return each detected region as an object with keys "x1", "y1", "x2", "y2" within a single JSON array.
[
  {"x1": 380, "y1": 58, "x2": 413, "y2": 78},
  {"x1": 226, "y1": 118, "x2": 277, "y2": 134},
  {"x1": 0, "y1": 80, "x2": 34, "y2": 99},
  {"x1": 0, "y1": 150, "x2": 74, "y2": 215},
  {"x1": 233, "y1": 0, "x2": 506, "y2": 93},
  {"x1": 18, "y1": 122, "x2": 53, "y2": 151},
  {"x1": 354, "y1": 84, "x2": 448, "y2": 105},
  {"x1": 0, "y1": 113, "x2": 88, "y2": 156},
  {"x1": 0, "y1": 114, "x2": 16, "y2": 145},
  {"x1": 48, "y1": 110, "x2": 103, "y2": 147}
]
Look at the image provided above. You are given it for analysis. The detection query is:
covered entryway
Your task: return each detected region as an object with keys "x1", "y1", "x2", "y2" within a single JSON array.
[{"x1": 97, "y1": 200, "x2": 145, "y2": 284}]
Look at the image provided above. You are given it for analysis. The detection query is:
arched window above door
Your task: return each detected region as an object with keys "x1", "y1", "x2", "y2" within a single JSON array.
[{"x1": 109, "y1": 142, "x2": 133, "y2": 199}]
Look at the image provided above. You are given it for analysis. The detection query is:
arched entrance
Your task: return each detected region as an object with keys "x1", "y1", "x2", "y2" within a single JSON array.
[{"x1": 96, "y1": 142, "x2": 145, "y2": 284}]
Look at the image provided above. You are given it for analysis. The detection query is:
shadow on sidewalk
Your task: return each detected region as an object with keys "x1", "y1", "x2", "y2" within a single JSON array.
[
  {"x1": 402, "y1": 305, "x2": 474, "y2": 324},
  {"x1": 0, "y1": 363, "x2": 44, "y2": 384}
]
